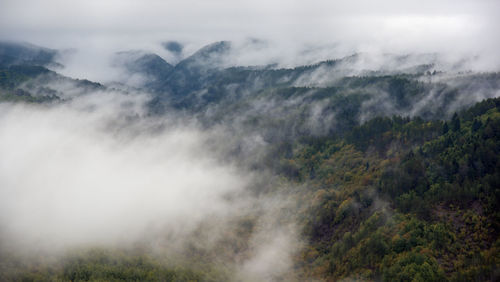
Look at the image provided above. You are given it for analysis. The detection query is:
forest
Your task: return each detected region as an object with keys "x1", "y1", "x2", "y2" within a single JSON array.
[{"x1": 0, "y1": 40, "x2": 499, "y2": 281}]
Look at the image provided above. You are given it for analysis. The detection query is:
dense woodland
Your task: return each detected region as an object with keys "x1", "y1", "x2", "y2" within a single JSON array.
[
  {"x1": 289, "y1": 97, "x2": 500, "y2": 281},
  {"x1": 0, "y1": 41, "x2": 499, "y2": 281}
]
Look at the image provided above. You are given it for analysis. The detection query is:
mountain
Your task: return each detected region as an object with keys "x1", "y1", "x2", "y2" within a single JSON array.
[
  {"x1": 112, "y1": 43, "x2": 498, "y2": 148},
  {"x1": 0, "y1": 64, "x2": 104, "y2": 103},
  {"x1": 0, "y1": 41, "x2": 59, "y2": 67},
  {"x1": 159, "y1": 41, "x2": 232, "y2": 96},
  {"x1": 162, "y1": 41, "x2": 183, "y2": 55},
  {"x1": 109, "y1": 43, "x2": 496, "y2": 130},
  {"x1": 114, "y1": 51, "x2": 174, "y2": 77},
  {"x1": 112, "y1": 50, "x2": 174, "y2": 90},
  {"x1": 0, "y1": 41, "x2": 499, "y2": 281}
]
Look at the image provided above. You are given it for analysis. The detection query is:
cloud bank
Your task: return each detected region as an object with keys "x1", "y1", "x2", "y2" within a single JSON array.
[
  {"x1": 0, "y1": 91, "x2": 251, "y2": 248},
  {"x1": 0, "y1": 0, "x2": 499, "y2": 81},
  {"x1": 0, "y1": 88, "x2": 303, "y2": 280}
]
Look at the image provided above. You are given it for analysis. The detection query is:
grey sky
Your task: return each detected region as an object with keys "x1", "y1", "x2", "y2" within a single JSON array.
[{"x1": 1, "y1": 0, "x2": 499, "y2": 72}]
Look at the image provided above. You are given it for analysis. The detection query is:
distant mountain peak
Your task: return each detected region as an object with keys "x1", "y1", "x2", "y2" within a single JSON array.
[
  {"x1": 162, "y1": 41, "x2": 183, "y2": 55},
  {"x1": 175, "y1": 41, "x2": 232, "y2": 70},
  {"x1": 193, "y1": 41, "x2": 231, "y2": 57},
  {"x1": 113, "y1": 50, "x2": 173, "y2": 75}
]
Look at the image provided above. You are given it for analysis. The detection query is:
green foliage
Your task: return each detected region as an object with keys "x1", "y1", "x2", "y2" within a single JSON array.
[
  {"x1": 290, "y1": 97, "x2": 500, "y2": 281},
  {"x1": 382, "y1": 251, "x2": 445, "y2": 282},
  {"x1": 0, "y1": 249, "x2": 224, "y2": 282}
]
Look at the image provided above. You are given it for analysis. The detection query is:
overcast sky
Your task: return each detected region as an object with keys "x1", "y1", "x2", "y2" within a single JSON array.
[{"x1": 1, "y1": 0, "x2": 499, "y2": 71}]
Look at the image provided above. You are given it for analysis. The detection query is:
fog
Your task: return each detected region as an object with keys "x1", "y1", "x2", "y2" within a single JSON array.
[
  {"x1": 0, "y1": 92, "x2": 216, "y2": 244},
  {"x1": 0, "y1": 89, "x2": 301, "y2": 280},
  {"x1": 1, "y1": 0, "x2": 499, "y2": 82},
  {"x1": 0, "y1": 0, "x2": 499, "y2": 280}
]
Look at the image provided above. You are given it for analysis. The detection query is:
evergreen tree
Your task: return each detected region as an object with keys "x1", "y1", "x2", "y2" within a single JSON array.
[{"x1": 451, "y1": 113, "x2": 461, "y2": 131}]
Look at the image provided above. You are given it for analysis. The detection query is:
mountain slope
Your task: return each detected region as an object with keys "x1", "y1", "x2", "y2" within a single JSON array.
[
  {"x1": 280, "y1": 97, "x2": 500, "y2": 281},
  {"x1": 0, "y1": 41, "x2": 59, "y2": 67},
  {"x1": 0, "y1": 41, "x2": 499, "y2": 281},
  {"x1": 0, "y1": 64, "x2": 104, "y2": 103}
]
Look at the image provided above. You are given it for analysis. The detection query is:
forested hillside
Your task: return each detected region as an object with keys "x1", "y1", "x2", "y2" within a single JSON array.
[
  {"x1": 288, "y1": 97, "x2": 500, "y2": 281},
  {"x1": 0, "y1": 41, "x2": 498, "y2": 281}
]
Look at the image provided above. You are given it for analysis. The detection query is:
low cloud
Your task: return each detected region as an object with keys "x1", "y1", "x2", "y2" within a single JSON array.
[
  {"x1": 0, "y1": 88, "x2": 303, "y2": 279},
  {"x1": 1, "y1": 0, "x2": 499, "y2": 81},
  {"x1": 0, "y1": 92, "x2": 241, "y2": 248}
]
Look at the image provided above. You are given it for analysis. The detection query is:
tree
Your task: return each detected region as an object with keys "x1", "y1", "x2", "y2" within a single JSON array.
[
  {"x1": 442, "y1": 122, "x2": 449, "y2": 134},
  {"x1": 472, "y1": 118, "x2": 482, "y2": 132},
  {"x1": 451, "y1": 113, "x2": 461, "y2": 132}
]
